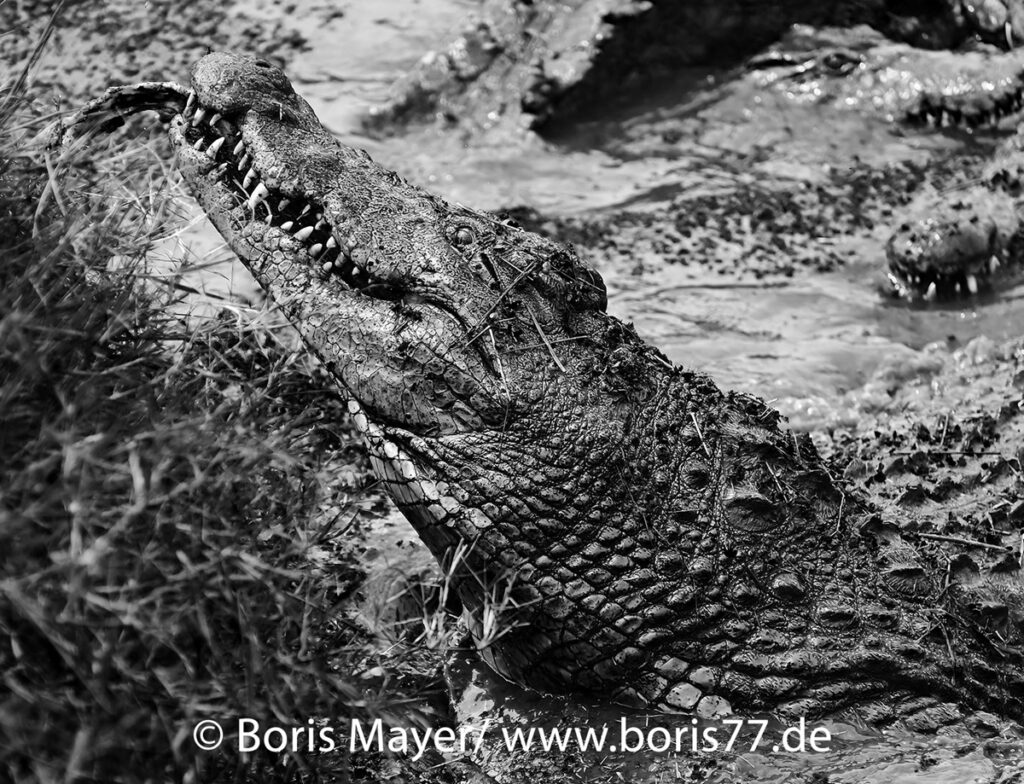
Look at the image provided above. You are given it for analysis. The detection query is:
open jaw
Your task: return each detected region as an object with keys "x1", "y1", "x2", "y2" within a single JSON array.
[
  {"x1": 885, "y1": 190, "x2": 1022, "y2": 302},
  {"x1": 887, "y1": 250, "x2": 1006, "y2": 301},
  {"x1": 52, "y1": 80, "x2": 398, "y2": 300},
  {"x1": 168, "y1": 93, "x2": 401, "y2": 300}
]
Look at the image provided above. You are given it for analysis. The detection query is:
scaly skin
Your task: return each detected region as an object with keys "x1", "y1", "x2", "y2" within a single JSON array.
[{"x1": 58, "y1": 54, "x2": 1024, "y2": 723}]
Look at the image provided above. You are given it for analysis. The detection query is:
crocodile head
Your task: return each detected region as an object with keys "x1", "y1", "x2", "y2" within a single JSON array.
[
  {"x1": 167, "y1": 53, "x2": 655, "y2": 686},
  {"x1": 170, "y1": 53, "x2": 606, "y2": 435},
  {"x1": 885, "y1": 187, "x2": 1021, "y2": 299},
  {"x1": 746, "y1": 24, "x2": 1024, "y2": 127}
]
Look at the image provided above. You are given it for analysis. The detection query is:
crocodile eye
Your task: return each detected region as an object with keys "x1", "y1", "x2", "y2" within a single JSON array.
[
  {"x1": 452, "y1": 226, "x2": 476, "y2": 247},
  {"x1": 820, "y1": 51, "x2": 859, "y2": 75}
]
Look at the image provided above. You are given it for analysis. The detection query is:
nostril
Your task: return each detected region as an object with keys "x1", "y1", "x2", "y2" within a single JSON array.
[{"x1": 255, "y1": 59, "x2": 272, "y2": 68}]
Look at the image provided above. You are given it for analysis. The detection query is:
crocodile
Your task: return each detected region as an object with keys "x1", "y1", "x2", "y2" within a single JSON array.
[
  {"x1": 726, "y1": 24, "x2": 1024, "y2": 301},
  {"x1": 57, "y1": 54, "x2": 1024, "y2": 726},
  {"x1": 368, "y1": 0, "x2": 1024, "y2": 135},
  {"x1": 882, "y1": 118, "x2": 1024, "y2": 300},
  {"x1": 743, "y1": 24, "x2": 1024, "y2": 127}
]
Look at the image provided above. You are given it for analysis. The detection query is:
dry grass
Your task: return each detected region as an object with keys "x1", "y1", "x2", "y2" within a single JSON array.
[{"x1": 0, "y1": 22, "x2": 440, "y2": 784}]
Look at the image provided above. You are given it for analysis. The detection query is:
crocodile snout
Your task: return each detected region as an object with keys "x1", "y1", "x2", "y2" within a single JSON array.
[{"x1": 885, "y1": 187, "x2": 1020, "y2": 300}]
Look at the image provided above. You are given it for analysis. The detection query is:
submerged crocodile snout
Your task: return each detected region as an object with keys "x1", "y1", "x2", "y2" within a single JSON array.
[{"x1": 885, "y1": 187, "x2": 1020, "y2": 300}]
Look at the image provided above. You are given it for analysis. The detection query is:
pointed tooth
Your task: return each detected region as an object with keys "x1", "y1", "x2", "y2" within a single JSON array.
[
  {"x1": 247, "y1": 183, "x2": 270, "y2": 210},
  {"x1": 243, "y1": 167, "x2": 258, "y2": 191},
  {"x1": 215, "y1": 163, "x2": 229, "y2": 176},
  {"x1": 209, "y1": 113, "x2": 222, "y2": 126},
  {"x1": 206, "y1": 137, "x2": 225, "y2": 158},
  {"x1": 294, "y1": 226, "x2": 315, "y2": 241},
  {"x1": 925, "y1": 281, "x2": 937, "y2": 300},
  {"x1": 191, "y1": 107, "x2": 207, "y2": 127},
  {"x1": 321, "y1": 261, "x2": 334, "y2": 273},
  {"x1": 280, "y1": 221, "x2": 294, "y2": 231},
  {"x1": 278, "y1": 198, "x2": 291, "y2": 212},
  {"x1": 192, "y1": 136, "x2": 206, "y2": 150},
  {"x1": 325, "y1": 236, "x2": 338, "y2": 250},
  {"x1": 233, "y1": 139, "x2": 246, "y2": 156},
  {"x1": 309, "y1": 243, "x2": 324, "y2": 258},
  {"x1": 238, "y1": 152, "x2": 251, "y2": 170},
  {"x1": 966, "y1": 274, "x2": 978, "y2": 294},
  {"x1": 184, "y1": 90, "x2": 197, "y2": 117},
  {"x1": 991, "y1": 255, "x2": 1001, "y2": 272},
  {"x1": 299, "y1": 204, "x2": 311, "y2": 217},
  {"x1": 314, "y1": 218, "x2": 328, "y2": 230}
]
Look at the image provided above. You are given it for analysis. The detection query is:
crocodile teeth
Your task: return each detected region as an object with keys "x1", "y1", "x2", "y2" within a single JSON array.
[
  {"x1": 238, "y1": 152, "x2": 251, "y2": 170},
  {"x1": 925, "y1": 281, "x2": 937, "y2": 300},
  {"x1": 206, "y1": 137, "x2": 225, "y2": 158},
  {"x1": 191, "y1": 107, "x2": 207, "y2": 127},
  {"x1": 192, "y1": 136, "x2": 206, "y2": 150},
  {"x1": 242, "y1": 167, "x2": 258, "y2": 191},
  {"x1": 991, "y1": 256, "x2": 1001, "y2": 272},
  {"x1": 184, "y1": 90, "x2": 197, "y2": 117},
  {"x1": 299, "y1": 204, "x2": 311, "y2": 217},
  {"x1": 321, "y1": 261, "x2": 333, "y2": 272},
  {"x1": 966, "y1": 274, "x2": 978, "y2": 294},
  {"x1": 955, "y1": 282, "x2": 962, "y2": 294},
  {"x1": 293, "y1": 226, "x2": 315, "y2": 242},
  {"x1": 233, "y1": 139, "x2": 246, "y2": 157},
  {"x1": 325, "y1": 236, "x2": 338, "y2": 250},
  {"x1": 280, "y1": 221, "x2": 294, "y2": 231},
  {"x1": 309, "y1": 243, "x2": 323, "y2": 258},
  {"x1": 247, "y1": 183, "x2": 270, "y2": 210},
  {"x1": 278, "y1": 198, "x2": 290, "y2": 212},
  {"x1": 208, "y1": 113, "x2": 222, "y2": 127}
]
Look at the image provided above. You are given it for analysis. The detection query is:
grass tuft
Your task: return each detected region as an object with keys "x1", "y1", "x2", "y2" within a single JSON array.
[{"x1": 0, "y1": 19, "x2": 435, "y2": 784}]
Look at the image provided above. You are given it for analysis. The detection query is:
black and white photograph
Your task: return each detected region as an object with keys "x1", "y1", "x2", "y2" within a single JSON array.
[{"x1": 3, "y1": 0, "x2": 1024, "y2": 781}]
